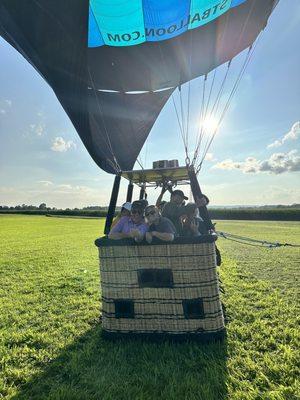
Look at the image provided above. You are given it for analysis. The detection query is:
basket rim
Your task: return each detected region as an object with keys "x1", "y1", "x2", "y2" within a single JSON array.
[{"x1": 95, "y1": 234, "x2": 217, "y2": 248}]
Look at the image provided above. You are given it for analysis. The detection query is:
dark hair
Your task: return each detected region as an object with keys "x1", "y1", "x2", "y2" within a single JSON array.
[
  {"x1": 184, "y1": 203, "x2": 198, "y2": 216},
  {"x1": 171, "y1": 190, "x2": 188, "y2": 200},
  {"x1": 202, "y1": 194, "x2": 209, "y2": 205}
]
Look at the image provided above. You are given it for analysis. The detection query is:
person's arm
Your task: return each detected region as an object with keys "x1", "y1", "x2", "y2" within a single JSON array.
[
  {"x1": 110, "y1": 214, "x2": 120, "y2": 230},
  {"x1": 108, "y1": 231, "x2": 130, "y2": 240},
  {"x1": 156, "y1": 186, "x2": 167, "y2": 207},
  {"x1": 108, "y1": 217, "x2": 130, "y2": 240},
  {"x1": 151, "y1": 231, "x2": 174, "y2": 242}
]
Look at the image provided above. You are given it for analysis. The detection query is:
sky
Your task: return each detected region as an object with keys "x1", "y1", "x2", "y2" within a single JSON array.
[{"x1": 0, "y1": 0, "x2": 299, "y2": 208}]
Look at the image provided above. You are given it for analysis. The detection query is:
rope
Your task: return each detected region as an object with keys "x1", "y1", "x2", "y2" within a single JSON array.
[
  {"x1": 171, "y1": 92, "x2": 188, "y2": 157},
  {"x1": 197, "y1": 39, "x2": 259, "y2": 172},
  {"x1": 186, "y1": 80, "x2": 191, "y2": 153},
  {"x1": 192, "y1": 75, "x2": 207, "y2": 165},
  {"x1": 87, "y1": 68, "x2": 121, "y2": 173},
  {"x1": 217, "y1": 231, "x2": 300, "y2": 248},
  {"x1": 194, "y1": 0, "x2": 260, "y2": 171}
]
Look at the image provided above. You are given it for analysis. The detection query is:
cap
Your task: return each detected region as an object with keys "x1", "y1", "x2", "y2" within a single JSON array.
[
  {"x1": 121, "y1": 202, "x2": 132, "y2": 211},
  {"x1": 172, "y1": 189, "x2": 188, "y2": 200}
]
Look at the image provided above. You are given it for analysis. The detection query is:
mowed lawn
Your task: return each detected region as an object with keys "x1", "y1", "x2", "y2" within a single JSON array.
[{"x1": 0, "y1": 215, "x2": 299, "y2": 400}]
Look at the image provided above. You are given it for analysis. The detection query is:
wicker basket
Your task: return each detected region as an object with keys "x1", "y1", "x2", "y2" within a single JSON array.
[{"x1": 96, "y1": 236, "x2": 225, "y2": 341}]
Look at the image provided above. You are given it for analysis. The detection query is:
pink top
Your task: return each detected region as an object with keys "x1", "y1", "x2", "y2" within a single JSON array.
[{"x1": 110, "y1": 216, "x2": 148, "y2": 235}]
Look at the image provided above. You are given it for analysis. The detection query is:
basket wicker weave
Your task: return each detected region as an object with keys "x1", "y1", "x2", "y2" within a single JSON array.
[{"x1": 96, "y1": 236, "x2": 225, "y2": 341}]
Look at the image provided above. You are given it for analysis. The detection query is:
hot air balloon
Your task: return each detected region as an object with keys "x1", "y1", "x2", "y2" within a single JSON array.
[{"x1": 0, "y1": 0, "x2": 278, "y2": 340}]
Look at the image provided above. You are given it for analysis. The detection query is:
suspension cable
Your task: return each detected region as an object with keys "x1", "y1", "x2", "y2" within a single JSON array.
[
  {"x1": 87, "y1": 68, "x2": 121, "y2": 173},
  {"x1": 186, "y1": 80, "x2": 191, "y2": 154},
  {"x1": 192, "y1": 70, "x2": 217, "y2": 167},
  {"x1": 171, "y1": 92, "x2": 188, "y2": 158},
  {"x1": 191, "y1": 74, "x2": 207, "y2": 165},
  {"x1": 217, "y1": 231, "x2": 300, "y2": 248},
  {"x1": 197, "y1": 38, "x2": 260, "y2": 172}
]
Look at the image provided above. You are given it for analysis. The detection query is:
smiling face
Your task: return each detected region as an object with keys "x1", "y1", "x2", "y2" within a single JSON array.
[
  {"x1": 145, "y1": 206, "x2": 160, "y2": 225},
  {"x1": 171, "y1": 193, "x2": 184, "y2": 206},
  {"x1": 131, "y1": 208, "x2": 143, "y2": 224}
]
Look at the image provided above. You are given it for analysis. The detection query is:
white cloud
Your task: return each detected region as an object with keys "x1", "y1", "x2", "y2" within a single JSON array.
[
  {"x1": 0, "y1": 99, "x2": 12, "y2": 115},
  {"x1": 51, "y1": 137, "x2": 76, "y2": 152},
  {"x1": 29, "y1": 122, "x2": 45, "y2": 136},
  {"x1": 213, "y1": 150, "x2": 300, "y2": 175},
  {"x1": 57, "y1": 184, "x2": 73, "y2": 190},
  {"x1": 204, "y1": 153, "x2": 216, "y2": 162},
  {"x1": 37, "y1": 180, "x2": 53, "y2": 187},
  {"x1": 268, "y1": 121, "x2": 300, "y2": 148}
]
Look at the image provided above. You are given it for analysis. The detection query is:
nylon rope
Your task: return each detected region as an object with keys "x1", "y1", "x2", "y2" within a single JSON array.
[
  {"x1": 87, "y1": 68, "x2": 121, "y2": 173},
  {"x1": 171, "y1": 93, "x2": 187, "y2": 155},
  {"x1": 191, "y1": 75, "x2": 207, "y2": 166},
  {"x1": 194, "y1": 0, "x2": 258, "y2": 172},
  {"x1": 217, "y1": 231, "x2": 300, "y2": 248},
  {"x1": 186, "y1": 80, "x2": 191, "y2": 159},
  {"x1": 196, "y1": 40, "x2": 258, "y2": 173},
  {"x1": 192, "y1": 70, "x2": 217, "y2": 167}
]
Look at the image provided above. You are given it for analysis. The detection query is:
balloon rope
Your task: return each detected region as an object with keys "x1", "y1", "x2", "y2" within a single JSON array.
[
  {"x1": 171, "y1": 92, "x2": 188, "y2": 159},
  {"x1": 191, "y1": 75, "x2": 207, "y2": 166},
  {"x1": 194, "y1": 0, "x2": 258, "y2": 172},
  {"x1": 87, "y1": 68, "x2": 121, "y2": 173},
  {"x1": 179, "y1": 86, "x2": 187, "y2": 154},
  {"x1": 197, "y1": 37, "x2": 260, "y2": 173},
  {"x1": 193, "y1": 70, "x2": 217, "y2": 165},
  {"x1": 186, "y1": 80, "x2": 191, "y2": 156},
  {"x1": 217, "y1": 231, "x2": 300, "y2": 248}
]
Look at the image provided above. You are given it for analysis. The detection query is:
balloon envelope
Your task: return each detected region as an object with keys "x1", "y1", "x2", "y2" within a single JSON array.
[{"x1": 0, "y1": 0, "x2": 277, "y2": 173}]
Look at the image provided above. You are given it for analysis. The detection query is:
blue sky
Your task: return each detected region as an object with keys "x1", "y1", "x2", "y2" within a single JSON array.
[{"x1": 0, "y1": 0, "x2": 299, "y2": 208}]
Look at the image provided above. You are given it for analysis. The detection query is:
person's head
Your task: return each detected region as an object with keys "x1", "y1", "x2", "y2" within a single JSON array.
[
  {"x1": 196, "y1": 194, "x2": 209, "y2": 207},
  {"x1": 120, "y1": 202, "x2": 131, "y2": 217},
  {"x1": 144, "y1": 205, "x2": 160, "y2": 225},
  {"x1": 138, "y1": 199, "x2": 148, "y2": 210},
  {"x1": 131, "y1": 201, "x2": 144, "y2": 224},
  {"x1": 184, "y1": 203, "x2": 199, "y2": 218},
  {"x1": 158, "y1": 200, "x2": 167, "y2": 212},
  {"x1": 170, "y1": 190, "x2": 188, "y2": 206}
]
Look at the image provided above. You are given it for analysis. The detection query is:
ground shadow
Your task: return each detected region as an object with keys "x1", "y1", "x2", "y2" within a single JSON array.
[{"x1": 12, "y1": 324, "x2": 228, "y2": 400}]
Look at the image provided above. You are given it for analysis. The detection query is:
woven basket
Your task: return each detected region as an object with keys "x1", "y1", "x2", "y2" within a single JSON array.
[{"x1": 96, "y1": 237, "x2": 225, "y2": 341}]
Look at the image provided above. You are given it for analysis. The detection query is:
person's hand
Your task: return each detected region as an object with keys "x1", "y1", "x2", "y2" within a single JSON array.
[
  {"x1": 145, "y1": 232, "x2": 153, "y2": 243},
  {"x1": 129, "y1": 228, "x2": 140, "y2": 238},
  {"x1": 195, "y1": 195, "x2": 208, "y2": 207},
  {"x1": 190, "y1": 219, "x2": 199, "y2": 234}
]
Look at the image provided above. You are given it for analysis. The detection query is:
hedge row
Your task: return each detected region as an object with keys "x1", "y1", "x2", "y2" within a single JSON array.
[{"x1": 1, "y1": 208, "x2": 299, "y2": 221}]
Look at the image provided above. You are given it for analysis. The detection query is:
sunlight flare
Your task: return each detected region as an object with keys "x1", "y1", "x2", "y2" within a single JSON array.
[{"x1": 200, "y1": 116, "x2": 219, "y2": 132}]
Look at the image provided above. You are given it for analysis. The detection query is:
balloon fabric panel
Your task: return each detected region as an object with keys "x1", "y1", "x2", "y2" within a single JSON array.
[
  {"x1": 88, "y1": 0, "x2": 247, "y2": 47},
  {"x1": 0, "y1": 0, "x2": 277, "y2": 174}
]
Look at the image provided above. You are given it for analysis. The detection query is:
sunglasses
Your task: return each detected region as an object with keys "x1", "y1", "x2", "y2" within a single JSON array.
[{"x1": 145, "y1": 210, "x2": 156, "y2": 217}]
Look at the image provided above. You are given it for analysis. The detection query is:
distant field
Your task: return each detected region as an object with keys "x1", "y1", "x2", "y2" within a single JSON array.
[
  {"x1": 0, "y1": 215, "x2": 299, "y2": 400},
  {"x1": 1, "y1": 208, "x2": 299, "y2": 220}
]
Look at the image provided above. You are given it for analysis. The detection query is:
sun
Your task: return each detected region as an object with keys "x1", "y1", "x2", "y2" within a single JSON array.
[{"x1": 200, "y1": 116, "x2": 219, "y2": 132}]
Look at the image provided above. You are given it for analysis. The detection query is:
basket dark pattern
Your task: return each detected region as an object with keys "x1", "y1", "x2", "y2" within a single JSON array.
[{"x1": 98, "y1": 242, "x2": 225, "y2": 338}]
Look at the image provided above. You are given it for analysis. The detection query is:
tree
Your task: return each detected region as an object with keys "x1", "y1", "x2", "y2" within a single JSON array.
[{"x1": 39, "y1": 203, "x2": 47, "y2": 210}]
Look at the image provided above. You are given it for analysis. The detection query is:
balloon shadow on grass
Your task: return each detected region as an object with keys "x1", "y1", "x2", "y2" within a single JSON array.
[{"x1": 12, "y1": 324, "x2": 228, "y2": 400}]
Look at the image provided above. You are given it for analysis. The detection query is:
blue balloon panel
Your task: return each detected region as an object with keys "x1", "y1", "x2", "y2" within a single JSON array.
[{"x1": 88, "y1": 0, "x2": 248, "y2": 47}]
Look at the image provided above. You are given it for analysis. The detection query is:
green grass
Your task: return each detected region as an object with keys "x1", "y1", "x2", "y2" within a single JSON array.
[{"x1": 0, "y1": 215, "x2": 299, "y2": 400}]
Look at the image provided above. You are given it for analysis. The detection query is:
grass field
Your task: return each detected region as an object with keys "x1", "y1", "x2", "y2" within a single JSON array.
[{"x1": 0, "y1": 215, "x2": 299, "y2": 400}]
